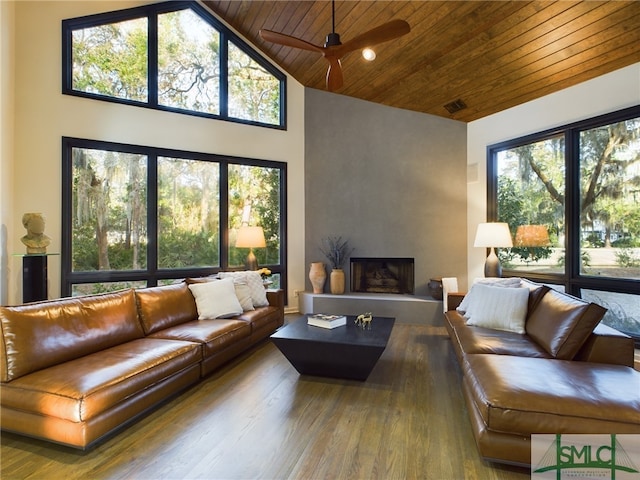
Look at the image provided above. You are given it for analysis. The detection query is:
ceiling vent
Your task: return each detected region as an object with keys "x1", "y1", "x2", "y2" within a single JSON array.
[{"x1": 444, "y1": 99, "x2": 467, "y2": 114}]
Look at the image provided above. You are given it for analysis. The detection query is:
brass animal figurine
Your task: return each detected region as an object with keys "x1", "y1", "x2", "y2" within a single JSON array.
[{"x1": 355, "y1": 312, "x2": 373, "y2": 329}]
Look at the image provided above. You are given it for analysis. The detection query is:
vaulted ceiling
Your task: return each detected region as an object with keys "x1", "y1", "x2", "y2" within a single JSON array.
[{"x1": 203, "y1": 1, "x2": 640, "y2": 122}]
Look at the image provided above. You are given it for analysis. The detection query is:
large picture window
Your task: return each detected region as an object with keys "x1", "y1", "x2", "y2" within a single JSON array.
[
  {"x1": 489, "y1": 106, "x2": 640, "y2": 341},
  {"x1": 62, "y1": 138, "x2": 286, "y2": 297},
  {"x1": 63, "y1": 1, "x2": 285, "y2": 128}
]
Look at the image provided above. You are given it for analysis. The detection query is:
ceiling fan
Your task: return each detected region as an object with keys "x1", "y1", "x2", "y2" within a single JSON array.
[{"x1": 259, "y1": 1, "x2": 410, "y2": 92}]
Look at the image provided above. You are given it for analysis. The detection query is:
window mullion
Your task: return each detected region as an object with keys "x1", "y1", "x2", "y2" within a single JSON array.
[
  {"x1": 219, "y1": 162, "x2": 229, "y2": 269},
  {"x1": 147, "y1": 153, "x2": 158, "y2": 287},
  {"x1": 148, "y1": 11, "x2": 158, "y2": 108},
  {"x1": 220, "y1": 33, "x2": 229, "y2": 118},
  {"x1": 565, "y1": 129, "x2": 581, "y2": 296}
]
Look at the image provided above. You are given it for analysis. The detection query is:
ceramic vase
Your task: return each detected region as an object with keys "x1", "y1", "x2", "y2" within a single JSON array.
[
  {"x1": 309, "y1": 262, "x2": 327, "y2": 293},
  {"x1": 330, "y1": 268, "x2": 345, "y2": 295},
  {"x1": 428, "y1": 277, "x2": 443, "y2": 300}
]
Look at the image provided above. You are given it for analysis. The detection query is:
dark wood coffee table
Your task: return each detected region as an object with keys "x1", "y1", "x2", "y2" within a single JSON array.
[{"x1": 270, "y1": 315, "x2": 395, "y2": 381}]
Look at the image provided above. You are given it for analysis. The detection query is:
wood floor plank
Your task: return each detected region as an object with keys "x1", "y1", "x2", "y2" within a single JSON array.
[{"x1": 1, "y1": 319, "x2": 530, "y2": 479}]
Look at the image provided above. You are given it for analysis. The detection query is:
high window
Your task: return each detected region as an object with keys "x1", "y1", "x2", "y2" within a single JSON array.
[
  {"x1": 62, "y1": 138, "x2": 286, "y2": 296},
  {"x1": 488, "y1": 106, "x2": 640, "y2": 341},
  {"x1": 63, "y1": 1, "x2": 285, "y2": 128}
]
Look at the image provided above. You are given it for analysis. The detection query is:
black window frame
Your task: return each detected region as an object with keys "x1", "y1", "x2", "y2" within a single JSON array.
[
  {"x1": 61, "y1": 136, "x2": 287, "y2": 297},
  {"x1": 62, "y1": 1, "x2": 287, "y2": 130},
  {"x1": 488, "y1": 105, "x2": 640, "y2": 339}
]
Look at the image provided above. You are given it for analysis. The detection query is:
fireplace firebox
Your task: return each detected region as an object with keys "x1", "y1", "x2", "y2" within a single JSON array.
[{"x1": 350, "y1": 257, "x2": 414, "y2": 295}]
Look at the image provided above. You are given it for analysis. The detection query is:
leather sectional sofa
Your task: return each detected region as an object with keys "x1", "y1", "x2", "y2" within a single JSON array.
[
  {"x1": 0, "y1": 280, "x2": 284, "y2": 449},
  {"x1": 444, "y1": 279, "x2": 640, "y2": 466}
]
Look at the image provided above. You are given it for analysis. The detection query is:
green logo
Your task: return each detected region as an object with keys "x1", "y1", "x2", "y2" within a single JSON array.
[{"x1": 533, "y1": 434, "x2": 639, "y2": 479}]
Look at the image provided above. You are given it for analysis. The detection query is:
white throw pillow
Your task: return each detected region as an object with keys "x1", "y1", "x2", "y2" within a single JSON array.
[
  {"x1": 457, "y1": 277, "x2": 523, "y2": 315},
  {"x1": 219, "y1": 271, "x2": 269, "y2": 307},
  {"x1": 188, "y1": 277, "x2": 244, "y2": 319},
  {"x1": 475, "y1": 277, "x2": 522, "y2": 288},
  {"x1": 234, "y1": 282, "x2": 255, "y2": 311},
  {"x1": 463, "y1": 283, "x2": 529, "y2": 334}
]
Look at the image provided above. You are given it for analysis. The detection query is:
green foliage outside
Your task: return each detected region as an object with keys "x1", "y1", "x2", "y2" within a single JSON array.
[
  {"x1": 69, "y1": 6, "x2": 284, "y2": 295},
  {"x1": 72, "y1": 18, "x2": 148, "y2": 101},
  {"x1": 228, "y1": 164, "x2": 281, "y2": 267},
  {"x1": 71, "y1": 6, "x2": 280, "y2": 124},
  {"x1": 497, "y1": 119, "x2": 640, "y2": 277},
  {"x1": 496, "y1": 137, "x2": 563, "y2": 268},
  {"x1": 72, "y1": 150, "x2": 281, "y2": 275},
  {"x1": 157, "y1": 157, "x2": 220, "y2": 268},
  {"x1": 158, "y1": 9, "x2": 220, "y2": 114},
  {"x1": 228, "y1": 42, "x2": 281, "y2": 125}
]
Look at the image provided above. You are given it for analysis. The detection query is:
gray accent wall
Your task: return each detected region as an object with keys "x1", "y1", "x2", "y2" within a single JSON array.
[{"x1": 304, "y1": 89, "x2": 468, "y2": 296}]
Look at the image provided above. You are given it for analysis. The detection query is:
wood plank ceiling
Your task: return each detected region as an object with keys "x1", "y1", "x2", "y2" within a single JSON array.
[{"x1": 203, "y1": 1, "x2": 640, "y2": 122}]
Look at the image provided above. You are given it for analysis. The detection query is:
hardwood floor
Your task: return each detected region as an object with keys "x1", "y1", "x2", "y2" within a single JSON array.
[{"x1": 1, "y1": 318, "x2": 529, "y2": 479}]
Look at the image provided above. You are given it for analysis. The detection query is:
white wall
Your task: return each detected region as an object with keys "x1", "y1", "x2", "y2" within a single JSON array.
[
  {"x1": 466, "y1": 63, "x2": 640, "y2": 288},
  {"x1": 0, "y1": 1, "x2": 16, "y2": 305},
  {"x1": 3, "y1": 1, "x2": 306, "y2": 307}
]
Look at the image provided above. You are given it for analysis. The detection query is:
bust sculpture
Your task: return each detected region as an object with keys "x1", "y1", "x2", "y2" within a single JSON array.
[{"x1": 20, "y1": 213, "x2": 51, "y2": 254}]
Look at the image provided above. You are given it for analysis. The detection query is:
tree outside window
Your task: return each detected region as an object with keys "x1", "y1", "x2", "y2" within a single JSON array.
[
  {"x1": 496, "y1": 135, "x2": 565, "y2": 274},
  {"x1": 158, "y1": 157, "x2": 220, "y2": 268},
  {"x1": 71, "y1": 17, "x2": 148, "y2": 102},
  {"x1": 490, "y1": 108, "x2": 640, "y2": 341},
  {"x1": 158, "y1": 9, "x2": 220, "y2": 115},
  {"x1": 579, "y1": 118, "x2": 640, "y2": 280},
  {"x1": 63, "y1": 139, "x2": 286, "y2": 296},
  {"x1": 64, "y1": 3, "x2": 285, "y2": 128},
  {"x1": 228, "y1": 164, "x2": 282, "y2": 284},
  {"x1": 71, "y1": 148, "x2": 147, "y2": 275}
]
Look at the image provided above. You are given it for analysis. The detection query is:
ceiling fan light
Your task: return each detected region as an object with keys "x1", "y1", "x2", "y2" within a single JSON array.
[{"x1": 362, "y1": 48, "x2": 376, "y2": 61}]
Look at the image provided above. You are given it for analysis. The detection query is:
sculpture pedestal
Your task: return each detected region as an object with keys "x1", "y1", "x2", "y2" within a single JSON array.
[{"x1": 22, "y1": 255, "x2": 48, "y2": 303}]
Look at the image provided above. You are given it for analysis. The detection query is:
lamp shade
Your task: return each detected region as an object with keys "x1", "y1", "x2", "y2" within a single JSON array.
[
  {"x1": 473, "y1": 222, "x2": 513, "y2": 248},
  {"x1": 515, "y1": 225, "x2": 550, "y2": 247},
  {"x1": 235, "y1": 226, "x2": 266, "y2": 248}
]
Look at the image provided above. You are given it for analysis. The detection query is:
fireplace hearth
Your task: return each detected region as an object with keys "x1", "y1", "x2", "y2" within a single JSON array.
[{"x1": 350, "y1": 257, "x2": 414, "y2": 295}]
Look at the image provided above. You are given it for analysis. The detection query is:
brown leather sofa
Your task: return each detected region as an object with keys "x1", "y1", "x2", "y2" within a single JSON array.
[
  {"x1": 444, "y1": 280, "x2": 640, "y2": 467},
  {"x1": 0, "y1": 281, "x2": 284, "y2": 449}
]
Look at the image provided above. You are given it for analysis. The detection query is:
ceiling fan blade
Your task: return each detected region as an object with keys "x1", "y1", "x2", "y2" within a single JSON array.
[
  {"x1": 338, "y1": 19, "x2": 410, "y2": 56},
  {"x1": 325, "y1": 56, "x2": 343, "y2": 91},
  {"x1": 259, "y1": 29, "x2": 324, "y2": 54}
]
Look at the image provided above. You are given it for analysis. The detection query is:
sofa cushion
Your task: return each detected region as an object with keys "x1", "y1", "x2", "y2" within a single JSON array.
[
  {"x1": 463, "y1": 283, "x2": 530, "y2": 333},
  {"x1": 519, "y1": 279, "x2": 550, "y2": 315},
  {"x1": 574, "y1": 323, "x2": 635, "y2": 367},
  {"x1": 188, "y1": 278, "x2": 244, "y2": 319},
  {"x1": 0, "y1": 289, "x2": 143, "y2": 382},
  {"x1": 0, "y1": 338, "x2": 200, "y2": 422},
  {"x1": 446, "y1": 311, "x2": 550, "y2": 358},
  {"x1": 236, "y1": 306, "x2": 283, "y2": 334},
  {"x1": 526, "y1": 289, "x2": 606, "y2": 359},
  {"x1": 149, "y1": 319, "x2": 251, "y2": 358},
  {"x1": 463, "y1": 355, "x2": 640, "y2": 435},
  {"x1": 135, "y1": 282, "x2": 198, "y2": 335}
]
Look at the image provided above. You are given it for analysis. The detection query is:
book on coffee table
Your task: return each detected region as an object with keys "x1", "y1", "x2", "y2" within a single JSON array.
[{"x1": 307, "y1": 314, "x2": 347, "y2": 329}]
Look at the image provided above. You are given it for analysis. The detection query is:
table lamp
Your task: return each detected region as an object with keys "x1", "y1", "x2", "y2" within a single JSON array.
[
  {"x1": 474, "y1": 222, "x2": 513, "y2": 277},
  {"x1": 515, "y1": 225, "x2": 550, "y2": 247},
  {"x1": 236, "y1": 226, "x2": 266, "y2": 270}
]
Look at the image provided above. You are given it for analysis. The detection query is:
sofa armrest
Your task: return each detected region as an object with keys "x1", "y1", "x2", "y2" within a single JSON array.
[
  {"x1": 574, "y1": 323, "x2": 634, "y2": 367},
  {"x1": 266, "y1": 289, "x2": 285, "y2": 311},
  {"x1": 447, "y1": 293, "x2": 465, "y2": 311}
]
